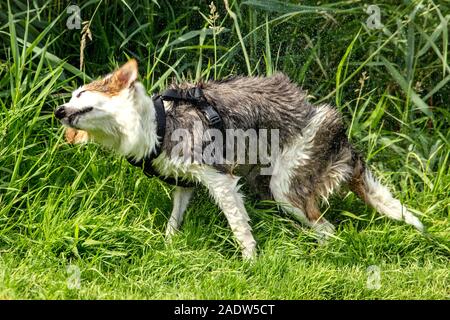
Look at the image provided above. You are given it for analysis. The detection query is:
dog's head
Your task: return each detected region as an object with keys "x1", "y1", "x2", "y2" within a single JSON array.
[{"x1": 55, "y1": 59, "x2": 149, "y2": 149}]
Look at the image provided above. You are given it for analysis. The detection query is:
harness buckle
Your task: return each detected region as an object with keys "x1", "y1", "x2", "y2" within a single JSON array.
[
  {"x1": 186, "y1": 87, "x2": 204, "y2": 104},
  {"x1": 200, "y1": 104, "x2": 221, "y2": 128},
  {"x1": 207, "y1": 110, "x2": 221, "y2": 127}
]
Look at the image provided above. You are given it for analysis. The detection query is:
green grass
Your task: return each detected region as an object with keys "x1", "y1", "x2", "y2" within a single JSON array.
[{"x1": 0, "y1": 0, "x2": 449, "y2": 299}]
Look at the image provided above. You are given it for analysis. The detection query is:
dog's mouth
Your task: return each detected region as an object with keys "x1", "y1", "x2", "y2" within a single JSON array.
[{"x1": 59, "y1": 107, "x2": 94, "y2": 128}]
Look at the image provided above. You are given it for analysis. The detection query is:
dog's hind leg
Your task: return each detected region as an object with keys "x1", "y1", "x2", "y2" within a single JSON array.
[
  {"x1": 303, "y1": 195, "x2": 336, "y2": 243},
  {"x1": 269, "y1": 144, "x2": 338, "y2": 241},
  {"x1": 165, "y1": 187, "x2": 194, "y2": 239},
  {"x1": 191, "y1": 167, "x2": 257, "y2": 260},
  {"x1": 270, "y1": 169, "x2": 335, "y2": 243}
]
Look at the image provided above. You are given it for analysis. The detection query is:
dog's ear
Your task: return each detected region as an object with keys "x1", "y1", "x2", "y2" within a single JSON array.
[
  {"x1": 112, "y1": 59, "x2": 138, "y2": 90},
  {"x1": 65, "y1": 128, "x2": 89, "y2": 144}
]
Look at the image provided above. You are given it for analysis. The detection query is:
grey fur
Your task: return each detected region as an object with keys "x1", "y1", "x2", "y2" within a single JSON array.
[{"x1": 161, "y1": 73, "x2": 354, "y2": 218}]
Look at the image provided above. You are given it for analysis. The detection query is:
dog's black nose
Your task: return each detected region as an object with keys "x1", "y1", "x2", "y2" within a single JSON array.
[{"x1": 54, "y1": 106, "x2": 66, "y2": 119}]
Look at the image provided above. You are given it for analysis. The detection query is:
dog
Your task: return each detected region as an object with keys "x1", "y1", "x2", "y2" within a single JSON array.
[{"x1": 55, "y1": 59, "x2": 424, "y2": 259}]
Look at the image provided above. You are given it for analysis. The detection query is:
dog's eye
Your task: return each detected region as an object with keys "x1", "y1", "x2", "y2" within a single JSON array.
[{"x1": 76, "y1": 90, "x2": 86, "y2": 98}]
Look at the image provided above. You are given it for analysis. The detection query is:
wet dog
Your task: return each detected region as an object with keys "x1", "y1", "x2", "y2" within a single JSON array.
[{"x1": 55, "y1": 59, "x2": 423, "y2": 259}]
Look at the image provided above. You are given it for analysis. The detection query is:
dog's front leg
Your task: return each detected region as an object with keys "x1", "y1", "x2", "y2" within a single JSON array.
[
  {"x1": 192, "y1": 168, "x2": 257, "y2": 260},
  {"x1": 165, "y1": 186, "x2": 194, "y2": 239}
]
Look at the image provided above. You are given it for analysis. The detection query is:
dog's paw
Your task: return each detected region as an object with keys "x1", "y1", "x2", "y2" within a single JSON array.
[
  {"x1": 65, "y1": 128, "x2": 89, "y2": 144},
  {"x1": 165, "y1": 225, "x2": 178, "y2": 242},
  {"x1": 313, "y1": 220, "x2": 336, "y2": 245},
  {"x1": 242, "y1": 244, "x2": 257, "y2": 261}
]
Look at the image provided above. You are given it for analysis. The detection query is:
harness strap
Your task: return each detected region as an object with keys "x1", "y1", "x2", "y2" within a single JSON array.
[
  {"x1": 127, "y1": 95, "x2": 165, "y2": 168},
  {"x1": 161, "y1": 87, "x2": 204, "y2": 104},
  {"x1": 127, "y1": 95, "x2": 195, "y2": 188},
  {"x1": 161, "y1": 87, "x2": 223, "y2": 130}
]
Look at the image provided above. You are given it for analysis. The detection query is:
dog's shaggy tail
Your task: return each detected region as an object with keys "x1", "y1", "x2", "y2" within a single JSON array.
[{"x1": 349, "y1": 154, "x2": 424, "y2": 231}]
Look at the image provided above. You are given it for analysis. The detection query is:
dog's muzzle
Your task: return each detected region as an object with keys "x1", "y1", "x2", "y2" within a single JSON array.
[{"x1": 54, "y1": 105, "x2": 93, "y2": 125}]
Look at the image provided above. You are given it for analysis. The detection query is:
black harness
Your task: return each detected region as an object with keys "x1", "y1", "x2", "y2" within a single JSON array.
[{"x1": 126, "y1": 87, "x2": 222, "y2": 187}]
